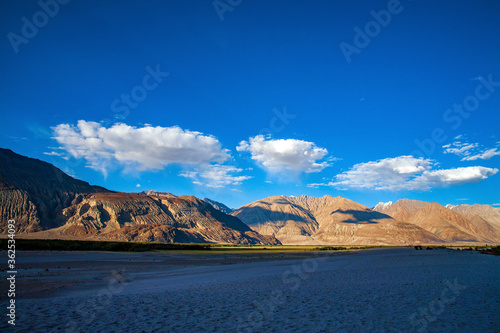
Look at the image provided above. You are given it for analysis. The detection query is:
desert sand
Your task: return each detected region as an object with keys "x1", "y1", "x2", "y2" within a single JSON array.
[{"x1": 1, "y1": 248, "x2": 499, "y2": 332}]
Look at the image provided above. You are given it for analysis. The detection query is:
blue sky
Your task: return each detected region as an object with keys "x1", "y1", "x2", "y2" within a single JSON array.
[{"x1": 1, "y1": 0, "x2": 500, "y2": 209}]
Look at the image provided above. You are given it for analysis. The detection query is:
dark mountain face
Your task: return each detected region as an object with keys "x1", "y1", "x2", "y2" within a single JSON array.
[
  {"x1": 203, "y1": 198, "x2": 234, "y2": 214},
  {"x1": 0, "y1": 148, "x2": 107, "y2": 232}
]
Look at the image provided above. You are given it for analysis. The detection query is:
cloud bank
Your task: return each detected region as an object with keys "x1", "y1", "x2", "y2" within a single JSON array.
[{"x1": 309, "y1": 155, "x2": 497, "y2": 191}]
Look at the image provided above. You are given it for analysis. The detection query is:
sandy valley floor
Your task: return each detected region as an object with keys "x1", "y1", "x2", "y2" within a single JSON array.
[{"x1": 1, "y1": 248, "x2": 499, "y2": 332}]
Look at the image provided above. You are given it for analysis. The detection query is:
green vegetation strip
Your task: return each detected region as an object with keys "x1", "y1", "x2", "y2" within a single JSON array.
[
  {"x1": 0, "y1": 239, "x2": 381, "y2": 253},
  {"x1": 0, "y1": 239, "x2": 210, "y2": 252}
]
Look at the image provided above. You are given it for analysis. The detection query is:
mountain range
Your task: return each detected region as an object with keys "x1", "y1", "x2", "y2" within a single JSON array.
[
  {"x1": 232, "y1": 195, "x2": 444, "y2": 245},
  {"x1": 0, "y1": 148, "x2": 278, "y2": 245},
  {"x1": 1, "y1": 148, "x2": 499, "y2": 245}
]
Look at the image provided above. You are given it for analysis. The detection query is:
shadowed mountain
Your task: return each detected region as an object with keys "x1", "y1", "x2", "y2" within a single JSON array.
[
  {"x1": 203, "y1": 198, "x2": 234, "y2": 214},
  {"x1": 0, "y1": 148, "x2": 279, "y2": 245},
  {"x1": 233, "y1": 195, "x2": 442, "y2": 245},
  {"x1": 0, "y1": 148, "x2": 108, "y2": 233}
]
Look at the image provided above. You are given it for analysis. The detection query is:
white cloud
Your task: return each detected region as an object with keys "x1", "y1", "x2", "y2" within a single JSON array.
[
  {"x1": 43, "y1": 151, "x2": 69, "y2": 160},
  {"x1": 136, "y1": 184, "x2": 141, "y2": 188},
  {"x1": 461, "y1": 148, "x2": 500, "y2": 161},
  {"x1": 443, "y1": 142, "x2": 478, "y2": 157},
  {"x1": 309, "y1": 155, "x2": 498, "y2": 191},
  {"x1": 236, "y1": 135, "x2": 330, "y2": 174},
  {"x1": 180, "y1": 165, "x2": 252, "y2": 188},
  {"x1": 326, "y1": 156, "x2": 431, "y2": 190},
  {"x1": 410, "y1": 166, "x2": 498, "y2": 189},
  {"x1": 52, "y1": 121, "x2": 230, "y2": 175},
  {"x1": 443, "y1": 139, "x2": 500, "y2": 161}
]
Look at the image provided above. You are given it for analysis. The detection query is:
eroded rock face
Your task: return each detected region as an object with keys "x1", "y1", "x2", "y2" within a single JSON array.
[
  {"x1": 0, "y1": 188, "x2": 41, "y2": 233},
  {"x1": 58, "y1": 193, "x2": 279, "y2": 244},
  {"x1": 0, "y1": 149, "x2": 279, "y2": 245}
]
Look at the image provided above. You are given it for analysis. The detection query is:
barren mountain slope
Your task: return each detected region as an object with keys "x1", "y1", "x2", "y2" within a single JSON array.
[
  {"x1": 406, "y1": 202, "x2": 497, "y2": 242},
  {"x1": 450, "y1": 204, "x2": 500, "y2": 228},
  {"x1": 233, "y1": 195, "x2": 442, "y2": 245},
  {"x1": 47, "y1": 193, "x2": 280, "y2": 245},
  {"x1": 232, "y1": 195, "x2": 319, "y2": 244},
  {"x1": 448, "y1": 204, "x2": 500, "y2": 241},
  {"x1": 375, "y1": 199, "x2": 500, "y2": 243},
  {"x1": 373, "y1": 199, "x2": 429, "y2": 222}
]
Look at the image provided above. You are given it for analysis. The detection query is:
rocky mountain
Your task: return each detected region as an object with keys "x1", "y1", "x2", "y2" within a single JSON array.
[
  {"x1": 138, "y1": 190, "x2": 178, "y2": 198},
  {"x1": 374, "y1": 199, "x2": 500, "y2": 243},
  {"x1": 58, "y1": 193, "x2": 278, "y2": 244},
  {"x1": 448, "y1": 204, "x2": 500, "y2": 233},
  {"x1": 0, "y1": 149, "x2": 278, "y2": 245},
  {"x1": 203, "y1": 198, "x2": 234, "y2": 214},
  {"x1": 232, "y1": 195, "x2": 443, "y2": 245},
  {"x1": 373, "y1": 199, "x2": 429, "y2": 223}
]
